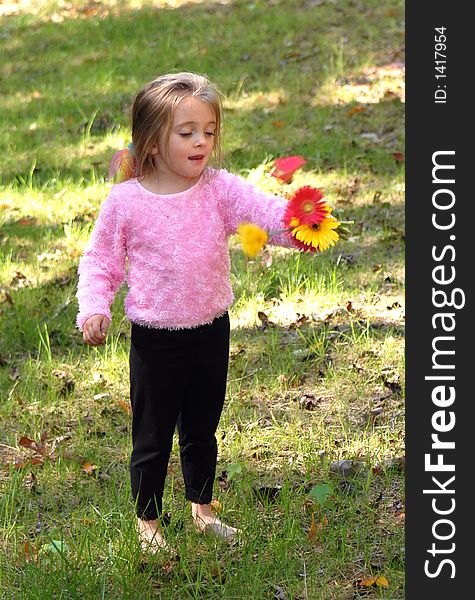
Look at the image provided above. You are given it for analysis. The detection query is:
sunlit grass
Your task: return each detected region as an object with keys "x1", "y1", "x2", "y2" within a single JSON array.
[{"x1": 0, "y1": 0, "x2": 404, "y2": 597}]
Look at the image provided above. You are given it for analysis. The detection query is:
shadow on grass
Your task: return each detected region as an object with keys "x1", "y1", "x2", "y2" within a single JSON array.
[
  {"x1": 2, "y1": 95, "x2": 405, "y2": 186},
  {"x1": 1, "y1": 0, "x2": 404, "y2": 182}
]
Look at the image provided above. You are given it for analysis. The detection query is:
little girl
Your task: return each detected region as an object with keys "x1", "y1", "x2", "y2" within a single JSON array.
[{"x1": 76, "y1": 72, "x2": 297, "y2": 555}]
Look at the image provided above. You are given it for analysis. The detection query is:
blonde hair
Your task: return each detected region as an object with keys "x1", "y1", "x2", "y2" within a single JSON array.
[{"x1": 131, "y1": 72, "x2": 223, "y2": 179}]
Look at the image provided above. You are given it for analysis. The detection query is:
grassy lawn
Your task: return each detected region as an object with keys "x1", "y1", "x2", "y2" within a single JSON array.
[{"x1": 0, "y1": 1, "x2": 404, "y2": 598}]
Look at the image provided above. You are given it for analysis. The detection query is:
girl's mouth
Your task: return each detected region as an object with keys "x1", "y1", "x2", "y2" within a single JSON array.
[{"x1": 188, "y1": 155, "x2": 204, "y2": 161}]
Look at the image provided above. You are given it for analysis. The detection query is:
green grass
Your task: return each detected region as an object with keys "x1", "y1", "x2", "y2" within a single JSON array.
[{"x1": 0, "y1": 1, "x2": 404, "y2": 598}]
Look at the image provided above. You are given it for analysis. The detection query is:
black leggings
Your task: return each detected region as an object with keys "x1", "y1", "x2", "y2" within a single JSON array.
[{"x1": 129, "y1": 313, "x2": 230, "y2": 520}]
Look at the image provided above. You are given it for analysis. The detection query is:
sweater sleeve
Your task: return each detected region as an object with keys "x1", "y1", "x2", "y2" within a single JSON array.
[
  {"x1": 218, "y1": 169, "x2": 294, "y2": 248},
  {"x1": 76, "y1": 190, "x2": 127, "y2": 330}
]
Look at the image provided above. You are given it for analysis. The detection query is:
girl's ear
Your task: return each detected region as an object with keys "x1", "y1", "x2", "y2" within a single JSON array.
[{"x1": 150, "y1": 145, "x2": 159, "y2": 155}]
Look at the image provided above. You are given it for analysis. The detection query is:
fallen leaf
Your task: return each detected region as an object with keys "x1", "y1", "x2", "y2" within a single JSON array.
[
  {"x1": 299, "y1": 394, "x2": 322, "y2": 410},
  {"x1": 376, "y1": 576, "x2": 389, "y2": 588},
  {"x1": 117, "y1": 399, "x2": 131, "y2": 415},
  {"x1": 354, "y1": 575, "x2": 389, "y2": 588},
  {"x1": 357, "y1": 576, "x2": 377, "y2": 587},
  {"x1": 289, "y1": 313, "x2": 309, "y2": 328},
  {"x1": 329, "y1": 459, "x2": 365, "y2": 478},
  {"x1": 380, "y1": 369, "x2": 402, "y2": 394},
  {"x1": 387, "y1": 301, "x2": 402, "y2": 310},
  {"x1": 308, "y1": 513, "x2": 327, "y2": 542},
  {"x1": 271, "y1": 120, "x2": 286, "y2": 127},
  {"x1": 161, "y1": 557, "x2": 179, "y2": 574},
  {"x1": 393, "y1": 152, "x2": 404, "y2": 162},
  {"x1": 307, "y1": 513, "x2": 318, "y2": 542},
  {"x1": 17, "y1": 217, "x2": 38, "y2": 226},
  {"x1": 23, "y1": 541, "x2": 39, "y2": 563},
  {"x1": 82, "y1": 462, "x2": 97, "y2": 475},
  {"x1": 347, "y1": 106, "x2": 366, "y2": 117},
  {"x1": 210, "y1": 499, "x2": 222, "y2": 513},
  {"x1": 13, "y1": 456, "x2": 44, "y2": 469},
  {"x1": 19, "y1": 436, "x2": 46, "y2": 456},
  {"x1": 257, "y1": 311, "x2": 274, "y2": 329}
]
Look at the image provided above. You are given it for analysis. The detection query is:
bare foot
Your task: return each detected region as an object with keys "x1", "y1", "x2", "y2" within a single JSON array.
[
  {"x1": 191, "y1": 503, "x2": 242, "y2": 540},
  {"x1": 136, "y1": 517, "x2": 177, "y2": 555}
]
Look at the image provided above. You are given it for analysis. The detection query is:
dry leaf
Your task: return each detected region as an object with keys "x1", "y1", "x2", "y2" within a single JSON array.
[
  {"x1": 13, "y1": 456, "x2": 44, "y2": 469},
  {"x1": 19, "y1": 436, "x2": 46, "y2": 456},
  {"x1": 308, "y1": 513, "x2": 327, "y2": 542},
  {"x1": 82, "y1": 462, "x2": 97, "y2": 475},
  {"x1": 358, "y1": 576, "x2": 377, "y2": 587},
  {"x1": 257, "y1": 311, "x2": 274, "y2": 329},
  {"x1": 17, "y1": 217, "x2": 38, "y2": 226},
  {"x1": 23, "y1": 541, "x2": 39, "y2": 564},
  {"x1": 117, "y1": 399, "x2": 131, "y2": 415},
  {"x1": 271, "y1": 120, "x2": 286, "y2": 127},
  {"x1": 347, "y1": 106, "x2": 366, "y2": 117},
  {"x1": 210, "y1": 499, "x2": 222, "y2": 513},
  {"x1": 355, "y1": 575, "x2": 389, "y2": 588}
]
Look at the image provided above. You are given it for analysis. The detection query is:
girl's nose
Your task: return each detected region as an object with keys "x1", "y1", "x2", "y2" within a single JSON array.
[{"x1": 194, "y1": 132, "x2": 207, "y2": 146}]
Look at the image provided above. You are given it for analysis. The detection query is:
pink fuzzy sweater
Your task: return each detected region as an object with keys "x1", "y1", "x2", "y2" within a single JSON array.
[{"x1": 76, "y1": 167, "x2": 294, "y2": 331}]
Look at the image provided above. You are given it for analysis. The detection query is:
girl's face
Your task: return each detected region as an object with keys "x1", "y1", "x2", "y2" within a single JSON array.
[{"x1": 151, "y1": 96, "x2": 217, "y2": 186}]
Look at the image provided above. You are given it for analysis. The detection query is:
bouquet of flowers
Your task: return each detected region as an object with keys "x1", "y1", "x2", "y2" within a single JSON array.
[{"x1": 238, "y1": 185, "x2": 350, "y2": 258}]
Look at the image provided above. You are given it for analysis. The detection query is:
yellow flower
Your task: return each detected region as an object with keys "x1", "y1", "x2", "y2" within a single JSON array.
[
  {"x1": 292, "y1": 215, "x2": 340, "y2": 251},
  {"x1": 237, "y1": 223, "x2": 269, "y2": 257}
]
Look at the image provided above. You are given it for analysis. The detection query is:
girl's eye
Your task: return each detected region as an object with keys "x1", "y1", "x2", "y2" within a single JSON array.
[{"x1": 179, "y1": 131, "x2": 216, "y2": 137}]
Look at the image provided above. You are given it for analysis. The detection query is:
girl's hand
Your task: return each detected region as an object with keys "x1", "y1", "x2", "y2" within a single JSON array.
[{"x1": 83, "y1": 314, "x2": 110, "y2": 346}]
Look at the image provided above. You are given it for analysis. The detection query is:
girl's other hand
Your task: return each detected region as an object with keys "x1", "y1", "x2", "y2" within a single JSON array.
[{"x1": 83, "y1": 314, "x2": 110, "y2": 346}]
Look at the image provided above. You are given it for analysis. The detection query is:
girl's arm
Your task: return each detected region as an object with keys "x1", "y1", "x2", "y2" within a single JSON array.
[
  {"x1": 218, "y1": 170, "x2": 294, "y2": 247},
  {"x1": 76, "y1": 191, "x2": 127, "y2": 330}
]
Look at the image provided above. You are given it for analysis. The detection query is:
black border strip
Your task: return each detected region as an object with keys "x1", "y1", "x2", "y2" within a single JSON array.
[{"x1": 406, "y1": 2, "x2": 471, "y2": 596}]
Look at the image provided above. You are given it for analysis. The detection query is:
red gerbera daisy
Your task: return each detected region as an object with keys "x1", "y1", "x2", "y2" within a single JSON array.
[
  {"x1": 283, "y1": 186, "x2": 329, "y2": 227},
  {"x1": 289, "y1": 235, "x2": 318, "y2": 252},
  {"x1": 271, "y1": 155, "x2": 307, "y2": 182}
]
